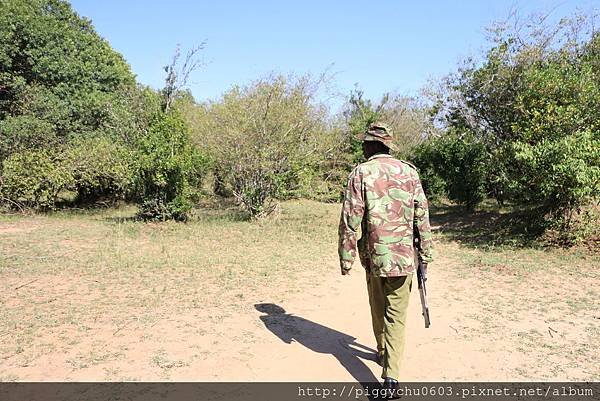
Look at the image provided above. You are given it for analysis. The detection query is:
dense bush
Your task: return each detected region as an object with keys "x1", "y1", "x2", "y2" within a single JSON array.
[
  {"x1": 0, "y1": 0, "x2": 151, "y2": 210},
  {"x1": 0, "y1": 111, "x2": 208, "y2": 217},
  {"x1": 419, "y1": 13, "x2": 600, "y2": 239},
  {"x1": 65, "y1": 137, "x2": 136, "y2": 203},
  {"x1": 510, "y1": 130, "x2": 600, "y2": 225},
  {"x1": 413, "y1": 130, "x2": 488, "y2": 208},
  {"x1": 133, "y1": 111, "x2": 209, "y2": 221},
  {"x1": 0, "y1": 148, "x2": 72, "y2": 209},
  {"x1": 0, "y1": 137, "x2": 138, "y2": 209},
  {"x1": 190, "y1": 74, "x2": 332, "y2": 218}
]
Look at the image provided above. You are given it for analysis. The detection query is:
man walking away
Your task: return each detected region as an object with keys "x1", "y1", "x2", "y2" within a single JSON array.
[{"x1": 338, "y1": 122, "x2": 433, "y2": 390}]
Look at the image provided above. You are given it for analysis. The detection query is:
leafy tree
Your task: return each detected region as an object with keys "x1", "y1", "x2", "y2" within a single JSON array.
[
  {"x1": 194, "y1": 74, "x2": 331, "y2": 217},
  {"x1": 423, "y1": 12, "x2": 599, "y2": 237},
  {"x1": 413, "y1": 130, "x2": 488, "y2": 208},
  {"x1": 0, "y1": 1, "x2": 184, "y2": 211},
  {"x1": 133, "y1": 111, "x2": 208, "y2": 221},
  {"x1": 0, "y1": 148, "x2": 73, "y2": 209},
  {"x1": 0, "y1": 0, "x2": 135, "y2": 141}
]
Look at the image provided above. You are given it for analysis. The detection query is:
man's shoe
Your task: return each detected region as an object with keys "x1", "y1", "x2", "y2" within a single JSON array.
[
  {"x1": 376, "y1": 352, "x2": 384, "y2": 366},
  {"x1": 382, "y1": 378, "x2": 400, "y2": 399}
]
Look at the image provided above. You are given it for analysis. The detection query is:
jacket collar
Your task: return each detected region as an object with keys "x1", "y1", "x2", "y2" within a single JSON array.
[{"x1": 367, "y1": 153, "x2": 393, "y2": 161}]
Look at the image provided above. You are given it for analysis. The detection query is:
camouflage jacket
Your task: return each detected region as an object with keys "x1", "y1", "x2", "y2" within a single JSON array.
[{"x1": 338, "y1": 154, "x2": 433, "y2": 277}]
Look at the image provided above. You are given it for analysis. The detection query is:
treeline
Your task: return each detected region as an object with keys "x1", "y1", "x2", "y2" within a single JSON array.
[
  {"x1": 0, "y1": 0, "x2": 428, "y2": 219},
  {"x1": 180, "y1": 79, "x2": 437, "y2": 217},
  {"x1": 413, "y1": 15, "x2": 600, "y2": 243},
  {"x1": 1, "y1": 0, "x2": 598, "y2": 243},
  {"x1": 0, "y1": 0, "x2": 208, "y2": 220}
]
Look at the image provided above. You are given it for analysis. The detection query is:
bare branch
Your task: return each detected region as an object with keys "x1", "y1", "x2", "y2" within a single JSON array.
[{"x1": 163, "y1": 42, "x2": 206, "y2": 112}]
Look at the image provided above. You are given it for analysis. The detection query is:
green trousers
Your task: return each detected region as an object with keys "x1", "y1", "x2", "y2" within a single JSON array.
[{"x1": 366, "y1": 272, "x2": 413, "y2": 380}]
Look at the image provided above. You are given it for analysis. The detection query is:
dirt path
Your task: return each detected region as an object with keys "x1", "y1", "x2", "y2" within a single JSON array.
[
  {"x1": 3, "y1": 252, "x2": 596, "y2": 381},
  {"x1": 1, "y1": 208, "x2": 598, "y2": 382}
]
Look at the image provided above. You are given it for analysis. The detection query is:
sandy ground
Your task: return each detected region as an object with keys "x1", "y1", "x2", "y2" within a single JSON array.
[
  {"x1": 1, "y1": 266, "x2": 451, "y2": 382},
  {"x1": 0, "y1": 208, "x2": 598, "y2": 382},
  {"x1": 2, "y1": 254, "x2": 597, "y2": 382}
]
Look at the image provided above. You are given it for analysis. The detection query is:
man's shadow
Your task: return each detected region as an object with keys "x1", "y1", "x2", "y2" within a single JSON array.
[{"x1": 255, "y1": 303, "x2": 380, "y2": 385}]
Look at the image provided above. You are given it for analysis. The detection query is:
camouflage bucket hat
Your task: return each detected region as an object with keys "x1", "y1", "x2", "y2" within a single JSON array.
[{"x1": 356, "y1": 122, "x2": 397, "y2": 151}]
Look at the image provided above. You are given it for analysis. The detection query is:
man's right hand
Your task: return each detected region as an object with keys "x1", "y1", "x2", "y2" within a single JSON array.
[{"x1": 340, "y1": 260, "x2": 352, "y2": 276}]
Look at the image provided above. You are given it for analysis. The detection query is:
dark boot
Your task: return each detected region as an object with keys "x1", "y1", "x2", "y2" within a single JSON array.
[{"x1": 382, "y1": 378, "x2": 400, "y2": 399}]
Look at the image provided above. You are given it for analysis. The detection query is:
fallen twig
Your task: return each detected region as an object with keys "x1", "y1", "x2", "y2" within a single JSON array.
[
  {"x1": 113, "y1": 320, "x2": 133, "y2": 336},
  {"x1": 0, "y1": 197, "x2": 25, "y2": 214},
  {"x1": 5, "y1": 255, "x2": 64, "y2": 260},
  {"x1": 14, "y1": 279, "x2": 39, "y2": 290},
  {"x1": 548, "y1": 326, "x2": 558, "y2": 338},
  {"x1": 449, "y1": 325, "x2": 459, "y2": 334}
]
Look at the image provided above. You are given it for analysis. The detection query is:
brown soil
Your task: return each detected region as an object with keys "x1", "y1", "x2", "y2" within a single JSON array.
[{"x1": 1, "y1": 252, "x2": 597, "y2": 381}]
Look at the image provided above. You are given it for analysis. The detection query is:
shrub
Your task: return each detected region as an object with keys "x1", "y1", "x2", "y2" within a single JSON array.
[
  {"x1": 133, "y1": 111, "x2": 209, "y2": 221},
  {"x1": 427, "y1": 13, "x2": 600, "y2": 239},
  {"x1": 0, "y1": 148, "x2": 73, "y2": 209},
  {"x1": 413, "y1": 131, "x2": 488, "y2": 208},
  {"x1": 510, "y1": 130, "x2": 600, "y2": 223},
  {"x1": 194, "y1": 74, "x2": 330, "y2": 218},
  {"x1": 64, "y1": 137, "x2": 136, "y2": 203}
]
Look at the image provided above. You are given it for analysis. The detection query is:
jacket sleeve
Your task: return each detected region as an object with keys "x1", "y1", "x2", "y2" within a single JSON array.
[
  {"x1": 413, "y1": 170, "x2": 434, "y2": 263},
  {"x1": 338, "y1": 166, "x2": 365, "y2": 271}
]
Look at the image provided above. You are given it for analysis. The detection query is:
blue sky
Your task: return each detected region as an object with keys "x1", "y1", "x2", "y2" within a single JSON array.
[{"x1": 70, "y1": 0, "x2": 597, "y2": 110}]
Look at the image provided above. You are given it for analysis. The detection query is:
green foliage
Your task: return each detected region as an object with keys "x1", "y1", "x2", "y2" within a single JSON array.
[
  {"x1": 0, "y1": 136, "x2": 140, "y2": 209},
  {"x1": 133, "y1": 111, "x2": 209, "y2": 221},
  {"x1": 510, "y1": 130, "x2": 600, "y2": 213},
  {"x1": 0, "y1": 0, "x2": 134, "y2": 96},
  {"x1": 0, "y1": 114, "x2": 57, "y2": 161},
  {"x1": 0, "y1": 1, "x2": 176, "y2": 212},
  {"x1": 0, "y1": 148, "x2": 73, "y2": 209},
  {"x1": 0, "y1": 0, "x2": 136, "y2": 164},
  {"x1": 64, "y1": 137, "x2": 136, "y2": 203},
  {"x1": 0, "y1": 1, "x2": 212, "y2": 219},
  {"x1": 422, "y1": 13, "x2": 600, "y2": 239},
  {"x1": 413, "y1": 131, "x2": 488, "y2": 208},
  {"x1": 192, "y1": 74, "x2": 331, "y2": 218}
]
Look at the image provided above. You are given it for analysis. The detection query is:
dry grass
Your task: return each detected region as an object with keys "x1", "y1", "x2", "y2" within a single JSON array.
[
  {"x1": 0, "y1": 200, "x2": 598, "y2": 381},
  {"x1": 0, "y1": 200, "x2": 341, "y2": 380}
]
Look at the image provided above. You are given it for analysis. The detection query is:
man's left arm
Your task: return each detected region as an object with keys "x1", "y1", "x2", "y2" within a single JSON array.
[{"x1": 338, "y1": 167, "x2": 365, "y2": 275}]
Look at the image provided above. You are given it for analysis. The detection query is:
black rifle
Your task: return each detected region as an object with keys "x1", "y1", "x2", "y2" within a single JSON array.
[{"x1": 413, "y1": 228, "x2": 431, "y2": 328}]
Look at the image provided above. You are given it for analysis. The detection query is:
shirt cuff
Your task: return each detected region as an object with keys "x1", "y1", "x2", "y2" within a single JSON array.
[
  {"x1": 340, "y1": 260, "x2": 353, "y2": 271},
  {"x1": 419, "y1": 249, "x2": 434, "y2": 264}
]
